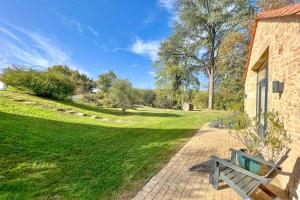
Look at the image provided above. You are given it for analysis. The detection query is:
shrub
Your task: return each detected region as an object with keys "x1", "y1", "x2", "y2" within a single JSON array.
[
  {"x1": 264, "y1": 112, "x2": 292, "y2": 162},
  {"x1": 0, "y1": 66, "x2": 39, "y2": 92},
  {"x1": 80, "y1": 93, "x2": 103, "y2": 107},
  {"x1": 110, "y1": 79, "x2": 134, "y2": 112},
  {"x1": 31, "y1": 71, "x2": 75, "y2": 100},
  {"x1": 229, "y1": 111, "x2": 291, "y2": 162},
  {"x1": 0, "y1": 66, "x2": 76, "y2": 100},
  {"x1": 48, "y1": 65, "x2": 95, "y2": 94}
]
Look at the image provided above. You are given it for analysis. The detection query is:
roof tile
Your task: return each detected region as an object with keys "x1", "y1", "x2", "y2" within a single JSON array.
[
  {"x1": 244, "y1": 3, "x2": 300, "y2": 81},
  {"x1": 257, "y1": 3, "x2": 300, "y2": 19}
]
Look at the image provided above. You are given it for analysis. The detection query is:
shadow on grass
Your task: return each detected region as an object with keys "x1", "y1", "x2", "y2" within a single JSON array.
[
  {"x1": 0, "y1": 112, "x2": 197, "y2": 200},
  {"x1": 58, "y1": 101, "x2": 181, "y2": 118}
]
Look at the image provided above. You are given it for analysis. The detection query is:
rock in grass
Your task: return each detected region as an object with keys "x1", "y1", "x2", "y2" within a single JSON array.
[
  {"x1": 76, "y1": 112, "x2": 87, "y2": 116},
  {"x1": 90, "y1": 115, "x2": 101, "y2": 119}
]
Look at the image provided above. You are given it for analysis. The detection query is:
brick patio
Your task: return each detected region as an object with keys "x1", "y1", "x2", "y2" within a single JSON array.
[{"x1": 133, "y1": 125, "x2": 288, "y2": 200}]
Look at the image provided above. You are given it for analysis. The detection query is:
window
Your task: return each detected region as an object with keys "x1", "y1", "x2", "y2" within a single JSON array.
[{"x1": 256, "y1": 61, "x2": 268, "y2": 134}]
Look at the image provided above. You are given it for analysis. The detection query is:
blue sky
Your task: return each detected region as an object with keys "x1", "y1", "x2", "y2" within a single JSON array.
[{"x1": 0, "y1": 0, "x2": 207, "y2": 89}]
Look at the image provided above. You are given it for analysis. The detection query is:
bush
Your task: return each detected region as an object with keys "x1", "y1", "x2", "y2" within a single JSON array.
[
  {"x1": 0, "y1": 66, "x2": 39, "y2": 92},
  {"x1": 48, "y1": 65, "x2": 95, "y2": 94},
  {"x1": 31, "y1": 71, "x2": 75, "y2": 100},
  {"x1": 0, "y1": 66, "x2": 75, "y2": 100},
  {"x1": 80, "y1": 93, "x2": 103, "y2": 107},
  {"x1": 110, "y1": 79, "x2": 134, "y2": 112},
  {"x1": 229, "y1": 111, "x2": 291, "y2": 162}
]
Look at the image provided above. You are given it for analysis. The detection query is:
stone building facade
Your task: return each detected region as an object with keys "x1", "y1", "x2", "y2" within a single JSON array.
[{"x1": 244, "y1": 4, "x2": 300, "y2": 199}]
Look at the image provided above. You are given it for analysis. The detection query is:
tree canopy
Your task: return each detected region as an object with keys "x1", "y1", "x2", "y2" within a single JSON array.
[
  {"x1": 97, "y1": 70, "x2": 117, "y2": 93},
  {"x1": 157, "y1": 0, "x2": 253, "y2": 109},
  {"x1": 110, "y1": 78, "x2": 134, "y2": 112}
]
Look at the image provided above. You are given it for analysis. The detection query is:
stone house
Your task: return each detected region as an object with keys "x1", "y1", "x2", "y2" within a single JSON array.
[{"x1": 244, "y1": 3, "x2": 300, "y2": 199}]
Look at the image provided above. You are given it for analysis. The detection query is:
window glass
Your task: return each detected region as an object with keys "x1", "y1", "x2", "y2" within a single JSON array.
[
  {"x1": 256, "y1": 61, "x2": 268, "y2": 133},
  {"x1": 257, "y1": 63, "x2": 267, "y2": 82}
]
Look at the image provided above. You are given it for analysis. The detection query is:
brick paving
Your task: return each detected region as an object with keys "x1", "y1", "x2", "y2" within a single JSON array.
[{"x1": 132, "y1": 125, "x2": 288, "y2": 200}]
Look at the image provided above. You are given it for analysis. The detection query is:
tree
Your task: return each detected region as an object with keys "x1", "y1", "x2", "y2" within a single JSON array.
[
  {"x1": 141, "y1": 89, "x2": 156, "y2": 106},
  {"x1": 214, "y1": 30, "x2": 250, "y2": 110},
  {"x1": 155, "y1": 62, "x2": 199, "y2": 108},
  {"x1": 48, "y1": 65, "x2": 95, "y2": 94},
  {"x1": 110, "y1": 79, "x2": 134, "y2": 112},
  {"x1": 158, "y1": 0, "x2": 251, "y2": 109},
  {"x1": 258, "y1": 0, "x2": 297, "y2": 11},
  {"x1": 97, "y1": 70, "x2": 117, "y2": 93},
  {"x1": 193, "y1": 91, "x2": 208, "y2": 109},
  {"x1": 134, "y1": 89, "x2": 156, "y2": 106},
  {"x1": 153, "y1": 88, "x2": 174, "y2": 109}
]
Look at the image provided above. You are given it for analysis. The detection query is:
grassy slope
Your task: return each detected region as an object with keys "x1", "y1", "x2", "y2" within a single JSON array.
[{"x1": 0, "y1": 91, "x2": 224, "y2": 200}]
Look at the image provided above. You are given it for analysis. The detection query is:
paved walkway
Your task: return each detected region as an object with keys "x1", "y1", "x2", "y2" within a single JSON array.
[{"x1": 133, "y1": 125, "x2": 287, "y2": 200}]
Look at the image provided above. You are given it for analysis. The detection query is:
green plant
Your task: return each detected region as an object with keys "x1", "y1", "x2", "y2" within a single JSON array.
[
  {"x1": 0, "y1": 66, "x2": 80, "y2": 100},
  {"x1": 263, "y1": 112, "x2": 292, "y2": 162},
  {"x1": 97, "y1": 70, "x2": 117, "y2": 93},
  {"x1": 229, "y1": 111, "x2": 291, "y2": 162},
  {"x1": 193, "y1": 91, "x2": 208, "y2": 109},
  {"x1": 229, "y1": 112, "x2": 263, "y2": 156},
  {"x1": 80, "y1": 93, "x2": 103, "y2": 107},
  {"x1": 31, "y1": 71, "x2": 75, "y2": 100},
  {"x1": 110, "y1": 78, "x2": 134, "y2": 112}
]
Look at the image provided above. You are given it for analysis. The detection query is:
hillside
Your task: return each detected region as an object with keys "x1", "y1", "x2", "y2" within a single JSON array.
[{"x1": 0, "y1": 90, "x2": 224, "y2": 200}]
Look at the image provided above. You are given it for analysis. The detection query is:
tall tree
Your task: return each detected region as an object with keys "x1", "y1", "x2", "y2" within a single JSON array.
[
  {"x1": 97, "y1": 70, "x2": 117, "y2": 93},
  {"x1": 158, "y1": 0, "x2": 251, "y2": 109},
  {"x1": 215, "y1": 31, "x2": 250, "y2": 110}
]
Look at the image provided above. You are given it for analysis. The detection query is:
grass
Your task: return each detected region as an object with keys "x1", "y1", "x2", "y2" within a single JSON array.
[{"x1": 0, "y1": 90, "x2": 225, "y2": 200}]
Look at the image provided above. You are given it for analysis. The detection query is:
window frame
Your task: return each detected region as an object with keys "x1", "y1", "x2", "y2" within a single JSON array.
[{"x1": 256, "y1": 61, "x2": 268, "y2": 135}]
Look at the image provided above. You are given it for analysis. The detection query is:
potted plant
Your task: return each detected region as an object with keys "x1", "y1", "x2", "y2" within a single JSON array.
[{"x1": 227, "y1": 111, "x2": 291, "y2": 176}]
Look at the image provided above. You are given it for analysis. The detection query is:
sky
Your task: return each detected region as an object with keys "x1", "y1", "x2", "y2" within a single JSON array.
[{"x1": 0, "y1": 0, "x2": 207, "y2": 89}]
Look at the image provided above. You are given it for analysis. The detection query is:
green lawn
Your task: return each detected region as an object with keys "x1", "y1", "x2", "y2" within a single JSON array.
[{"x1": 0, "y1": 91, "x2": 224, "y2": 200}]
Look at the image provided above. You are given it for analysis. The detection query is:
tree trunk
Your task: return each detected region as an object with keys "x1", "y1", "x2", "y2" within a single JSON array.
[
  {"x1": 208, "y1": 70, "x2": 214, "y2": 109},
  {"x1": 208, "y1": 27, "x2": 216, "y2": 110}
]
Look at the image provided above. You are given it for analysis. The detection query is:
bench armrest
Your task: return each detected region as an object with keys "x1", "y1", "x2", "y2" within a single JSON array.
[
  {"x1": 229, "y1": 148, "x2": 276, "y2": 168},
  {"x1": 210, "y1": 155, "x2": 270, "y2": 184}
]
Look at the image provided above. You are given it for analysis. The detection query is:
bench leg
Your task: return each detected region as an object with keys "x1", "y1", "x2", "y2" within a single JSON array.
[
  {"x1": 212, "y1": 161, "x2": 220, "y2": 189},
  {"x1": 258, "y1": 184, "x2": 281, "y2": 200}
]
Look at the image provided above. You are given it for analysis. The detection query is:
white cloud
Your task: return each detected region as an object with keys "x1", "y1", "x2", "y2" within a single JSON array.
[
  {"x1": 0, "y1": 26, "x2": 24, "y2": 44},
  {"x1": 158, "y1": 0, "x2": 177, "y2": 12},
  {"x1": 130, "y1": 39, "x2": 160, "y2": 61},
  {"x1": 51, "y1": 9, "x2": 98, "y2": 39},
  {"x1": 158, "y1": 0, "x2": 179, "y2": 26},
  {"x1": 88, "y1": 25, "x2": 99, "y2": 37},
  {"x1": 0, "y1": 21, "x2": 86, "y2": 75},
  {"x1": 51, "y1": 9, "x2": 83, "y2": 33}
]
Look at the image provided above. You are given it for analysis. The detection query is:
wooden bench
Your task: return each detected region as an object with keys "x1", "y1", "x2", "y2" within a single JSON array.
[{"x1": 210, "y1": 149, "x2": 290, "y2": 200}]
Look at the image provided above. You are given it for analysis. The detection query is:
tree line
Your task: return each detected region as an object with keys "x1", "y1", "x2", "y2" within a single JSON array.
[{"x1": 0, "y1": 0, "x2": 296, "y2": 112}]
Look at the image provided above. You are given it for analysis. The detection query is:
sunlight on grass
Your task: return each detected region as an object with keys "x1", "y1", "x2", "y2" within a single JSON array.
[{"x1": 0, "y1": 91, "x2": 225, "y2": 200}]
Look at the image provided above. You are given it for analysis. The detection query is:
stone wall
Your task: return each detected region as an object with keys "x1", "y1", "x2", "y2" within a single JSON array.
[{"x1": 244, "y1": 16, "x2": 300, "y2": 199}]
